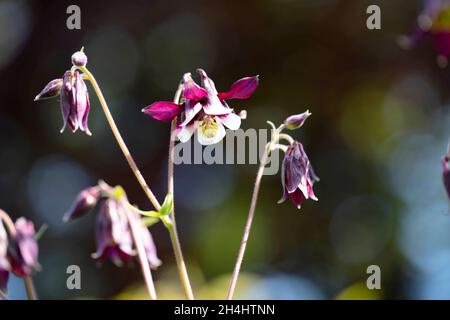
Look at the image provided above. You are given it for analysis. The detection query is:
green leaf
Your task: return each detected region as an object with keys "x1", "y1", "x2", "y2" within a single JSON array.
[
  {"x1": 159, "y1": 193, "x2": 173, "y2": 216},
  {"x1": 139, "y1": 210, "x2": 160, "y2": 218}
]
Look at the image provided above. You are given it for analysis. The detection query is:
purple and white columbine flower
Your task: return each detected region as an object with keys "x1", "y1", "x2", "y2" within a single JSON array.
[
  {"x1": 278, "y1": 141, "x2": 319, "y2": 209},
  {"x1": 399, "y1": 0, "x2": 450, "y2": 67},
  {"x1": 143, "y1": 69, "x2": 259, "y2": 145}
]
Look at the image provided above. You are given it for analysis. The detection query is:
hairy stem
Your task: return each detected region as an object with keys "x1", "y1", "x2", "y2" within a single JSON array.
[
  {"x1": 167, "y1": 84, "x2": 195, "y2": 300},
  {"x1": 80, "y1": 67, "x2": 158, "y2": 300},
  {"x1": 0, "y1": 210, "x2": 38, "y2": 300},
  {"x1": 226, "y1": 144, "x2": 270, "y2": 300}
]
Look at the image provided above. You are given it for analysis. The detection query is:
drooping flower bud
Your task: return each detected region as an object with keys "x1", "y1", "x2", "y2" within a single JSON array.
[
  {"x1": 34, "y1": 79, "x2": 63, "y2": 101},
  {"x1": 63, "y1": 186, "x2": 101, "y2": 222},
  {"x1": 92, "y1": 199, "x2": 134, "y2": 266},
  {"x1": 7, "y1": 218, "x2": 39, "y2": 277},
  {"x1": 60, "y1": 70, "x2": 92, "y2": 135},
  {"x1": 278, "y1": 141, "x2": 319, "y2": 209},
  {"x1": 71, "y1": 51, "x2": 88, "y2": 67},
  {"x1": 283, "y1": 110, "x2": 312, "y2": 130}
]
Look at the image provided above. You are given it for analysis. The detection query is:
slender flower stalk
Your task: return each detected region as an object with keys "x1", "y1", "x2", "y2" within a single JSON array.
[
  {"x1": 0, "y1": 210, "x2": 37, "y2": 300},
  {"x1": 78, "y1": 67, "x2": 158, "y2": 300},
  {"x1": 226, "y1": 143, "x2": 271, "y2": 300},
  {"x1": 166, "y1": 83, "x2": 195, "y2": 300}
]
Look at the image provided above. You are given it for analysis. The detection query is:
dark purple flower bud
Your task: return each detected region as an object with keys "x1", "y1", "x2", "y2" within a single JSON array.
[
  {"x1": 7, "y1": 218, "x2": 39, "y2": 277},
  {"x1": 284, "y1": 110, "x2": 312, "y2": 130},
  {"x1": 60, "y1": 70, "x2": 92, "y2": 135},
  {"x1": 138, "y1": 219, "x2": 161, "y2": 269},
  {"x1": 443, "y1": 154, "x2": 450, "y2": 200},
  {"x1": 278, "y1": 141, "x2": 319, "y2": 209},
  {"x1": 92, "y1": 199, "x2": 134, "y2": 266},
  {"x1": 71, "y1": 51, "x2": 88, "y2": 67},
  {"x1": 63, "y1": 186, "x2": 101, "y2": 222},
  {"x1": 34, "y1": 79, "x2": 63, "y2": 101}
]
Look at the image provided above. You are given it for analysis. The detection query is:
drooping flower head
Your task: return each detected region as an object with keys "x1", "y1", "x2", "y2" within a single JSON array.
[
  {"x1": 278, "y1": 141, "x2": 319, "y2": 209},
  {"x1": 92, "y1": 199, "x2": 135, "y2": 266},
  {"x1": 7, "y1": 218, "x2": 40, "y2": 277},
  {"x1": 35, "y1": 50, "x2": 92, "y2": 135},
  {"x1": 143, "y1": 69, "x2": 259, "y2": 145},
  {"x1": 65, "y1": 183, "x2": 161, "y2": 268},
  {"x1": 399, "y1": 0, "x2": 450, "y2": 67}
]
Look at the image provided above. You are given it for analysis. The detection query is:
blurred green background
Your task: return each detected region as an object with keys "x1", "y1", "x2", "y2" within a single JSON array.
[{"x1": 1, "y1": 0, "x2": 450, "y2": 299}]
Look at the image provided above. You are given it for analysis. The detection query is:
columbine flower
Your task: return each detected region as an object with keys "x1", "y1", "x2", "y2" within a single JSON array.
[
  {"x1": 143, "y1": 69, "x2": 259, "y2": 145},
  {"x1": 63, "y1": 186, "x2": 101, "y2": 222},
  {"x1": 278, "y1": 141, "x2": 319, "y2": 209},
  {"x1": 35, "y1": 69, "x2": 92, "y2": 135},
  {"x1": 443, "y1": 149, "x2": 450, "y2": 200},
  {"x1": 0, "y1": 221, "x2": 9, "y2": 293},
  {"x1": 399, "y1": 0, "x2": 450, "y2": 67},
  {"x1": 7, "y1": 218, "x2": 39, "y2": 277},
  {"x1": 92, "y1": 199, "x2": 135, "y2": 266}
]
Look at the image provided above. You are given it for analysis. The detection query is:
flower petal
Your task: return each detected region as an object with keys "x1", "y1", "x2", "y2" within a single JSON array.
[
  {"x1": 202, "y1": 96, "x2": 231, "y2": 115},
  {"x1": 289, "y1": 189, "x2": 303, "y2": 209},
  {"x1": 218, "y1": 76, "x2": 259, "y2": 100},
  {"x1": 184, "y1": 79, "x2": 208, "y2": 101},
  {"x1": 197, "y1": 68, "x2": 218, "y2": 95},
  {"x1": 181, "y1": 101, "x2": 202, "y2": 126},
  {"x1": 176, "y1": 121, "x2": 197, "y2": 143},
  {"x1": 218, "y1": 112, "x2": 241, "y2": 130},
  {"x1": 142, "y1": 101, "x2": 182, "y2": 122}
]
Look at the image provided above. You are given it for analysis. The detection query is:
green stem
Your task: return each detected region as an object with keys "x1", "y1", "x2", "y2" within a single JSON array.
[{"x1": 226, "y1": 143, "x2": 271, "y2": 300}]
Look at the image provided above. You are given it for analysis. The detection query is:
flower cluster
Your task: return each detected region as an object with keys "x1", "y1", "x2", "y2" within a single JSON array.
[
  {"x1": 35, "y1": 51, "x2": 92, "y2": 135},
  {"x1": 64, "y1": 182, "x2": 161, "y2": 268},
  {"x1": 0, "y1": 216, "x2": 40, "y2": 293},
  {"x1": 143, "y1": 69, "x2": 259, "y2": 145},
  {"x1": 399, "y1": 0, "x2": 450, "y2": 67}
]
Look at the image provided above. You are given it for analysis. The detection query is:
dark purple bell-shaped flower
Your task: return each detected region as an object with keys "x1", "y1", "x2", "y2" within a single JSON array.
[
  {"x1": 92, "y1": 199, "x2": 135, "y2": 266},
  {"x1": 278, "y1": 141, "x2": 319, "y2": 209},
  {"x1": 7, "y1": 218, "x2": 39, "y2": 277},
  {"x1": 60, "y1": 70, "x2": 92, "y2": 135},
  {"x1": 63, "y1": 186, "x2": 101, "y2": 222}
]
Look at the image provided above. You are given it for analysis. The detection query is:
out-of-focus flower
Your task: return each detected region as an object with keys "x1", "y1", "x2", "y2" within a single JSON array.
[
  {"x1": 60, "y1": 70, "x2": 92, "y2": 135},
  {"x1": 443, "y1": 149, "x2": 450, "y2": 199},
  {"x1": 0, "y1": 221, "x2": 9, "y2": 293},
  {"x1": 71, "y1": 50, "x2": 88, "y2": 67},
  {"x1": 278, "y1": 141, "x2": 319, "y2": 209},
  {"x1": 143, "y1": 69, "x2": 259, "y2": 145},
  {"x1": 63, "y1": 186, "x2": 101, "y2": 222},
  {"x1": 7, "y1": 218, "x2": 39, "y2": 277},
  {"x1": 284, "y1": 110, "x2": 312, "y2": 130},
  {"x1": 34, "y1": 79, "x2": 63, "y2": 101},
  {"x1": 92, "y1": 199, "x2": 135, "y2": 266},
  {"x1": 399, "y1": 0, "x2": 450, "y2": 67}
]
